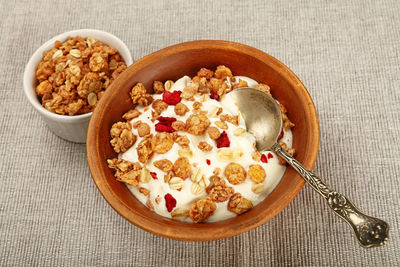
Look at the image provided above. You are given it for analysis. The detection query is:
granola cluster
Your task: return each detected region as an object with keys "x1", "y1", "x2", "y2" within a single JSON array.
[
  {"x1": 35, "y1": 36, "x2": 127, "y2": 115},
  {"x1": 106, "y1": 65, "x2": 296, "y2": 223}
]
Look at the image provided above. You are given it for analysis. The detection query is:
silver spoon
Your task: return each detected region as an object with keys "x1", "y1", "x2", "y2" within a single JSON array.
[{"x1": 228, "y1": 87, "x2": 389, "y2": 248}]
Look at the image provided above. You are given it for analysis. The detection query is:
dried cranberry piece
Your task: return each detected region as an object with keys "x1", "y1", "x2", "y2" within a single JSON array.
[
  {"x1": 216, "y1": 131, "x2": 230, "y2": 148},
  {"x1": 279, "y1": 130, "x2": 284, "y2": 139},
  {"x1": 210, "y1": 92, "x2": 219, "y2": 100},
  {"x1": 206, "y1": 159, "x2": 211, "y2": 165},
  {"x1": 260, "y1": 154, "x2": 268, "y2": 163},
  {"x1": 155, "y1": 123, "x2": 174, "y2": 133},
  {"x1": 155, "y1": 116, "x2": 177, "y2": 132},
  {"x1": 164, "y1": 193, "x2": 177, "y2": 212},
  {"x1": 162, "y1": 90, "x2": 182, "y2": 105},
  {"x1": 150, "y1": 172, "x2": 158, "y2": 180},
  {"x1": 157, "y1": 116, "x2": 177, "y2": 124},
  {"x1": 267, "y1": 153, "x2": 274, "y2": 159}
]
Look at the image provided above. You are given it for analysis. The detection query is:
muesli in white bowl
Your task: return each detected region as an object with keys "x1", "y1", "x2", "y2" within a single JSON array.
[
  {"x1": 23, "y1": 29, "x2": 133, "y2": 143},
  {"x1": 107, "y1": 65, "x2": 295, "y2": 223}
]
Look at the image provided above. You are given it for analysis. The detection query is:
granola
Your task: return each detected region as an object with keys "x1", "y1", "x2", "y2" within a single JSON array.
[
  {"x1": 224, "y1": 163, "x2": 247, "y2": 185},
  {"x1": 227, "y1": 193, "x2": 253, "y2": 215},
  {"x1": 248, "y1": 164, "x2": 266, "y2": 183},
  {"x1": 172, "y1": 156, "x2": 191, "y2": 179},
  {"x1": 107, "y1": 158, "x2": 142, "y2": 186},
  {"x1": 206, "y1": 176, "x2": 234, "y2": 202},
  {"x1": 153, "y1": 159, "x2": 173, "y2": 172},
  {"x1": 110, "y1": 122, "x2": 136, "y2": 153},
  {"x1": 35, "y1": 36, "x2": 126, "y2": 115},
  {"x1": 189, "y1": 198, "x2": 216, "y2": 223},
  {"x1": 185, "y1": 114, "x2": 210, "y2": 135},
  {"x1": 151, "y1": 132, "x2": 174, "y2": 154}
]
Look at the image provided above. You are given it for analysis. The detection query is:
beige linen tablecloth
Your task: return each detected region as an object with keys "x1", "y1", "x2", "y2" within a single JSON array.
[{"x1": 1, "y1": 0, "x2": 399, "y2": 266}]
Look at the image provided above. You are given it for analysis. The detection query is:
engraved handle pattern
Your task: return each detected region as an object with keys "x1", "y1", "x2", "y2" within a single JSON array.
[{"x1": 272, "y1": 143, "x2": 389, "y2": 248}]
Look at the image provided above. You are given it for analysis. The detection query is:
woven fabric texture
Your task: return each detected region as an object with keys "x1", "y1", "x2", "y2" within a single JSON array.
[{"x1": 1, "y1": 0, "x2": 399, "y2": 266}]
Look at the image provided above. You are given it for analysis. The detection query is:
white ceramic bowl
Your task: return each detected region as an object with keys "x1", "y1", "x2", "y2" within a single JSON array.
[{"x1": 23, "y1": 29, "x2": 133, "y2": 143}]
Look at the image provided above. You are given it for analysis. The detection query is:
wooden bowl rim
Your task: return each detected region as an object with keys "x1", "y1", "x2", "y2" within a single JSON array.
[{"x1": 87, "y1": 40, "x2": 320, "y2": 241}]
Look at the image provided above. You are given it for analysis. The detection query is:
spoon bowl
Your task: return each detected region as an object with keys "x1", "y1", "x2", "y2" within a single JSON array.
[{"x1": 228, "y1": 87, "x2": 282, "y2": 151}]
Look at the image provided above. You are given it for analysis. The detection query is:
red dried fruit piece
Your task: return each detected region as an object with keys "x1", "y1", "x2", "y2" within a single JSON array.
[
  {"x1": 216, "y1": 131, "x2": 230, "y2": 148},
  {"x1": 164, "y1": 193, "x2": 177, "y2": 212},
  {"x1": 279, "y1": 130, "x2": 284, "y2": 139},
  {"x1": 155, "y1": 116, "x2": 177, "y2": 132},
  {"x1": 210, "y1": 92, "x2": 219, "y2": 100},
  {"x1": 267, "y1": 153, "x2": 273, "y2": 159},
  {"x1": 260, "y1": 154, "x2": 268, "y2": 163},
  {"x1": 150, "y1": 172, "x2": 158, "y2": 179},
  {"x1": 163, "y1": 90, "x2": 182, "y2": 105},
  {"x1": 155, "y1": 123, "x2": 174, "y2": 133},
  {"x1": 157, "y1": 116, "x2": 177, "y2": 124},
  {"x1": 206, "y1": 159, "x2": 211, "y2": 165}
]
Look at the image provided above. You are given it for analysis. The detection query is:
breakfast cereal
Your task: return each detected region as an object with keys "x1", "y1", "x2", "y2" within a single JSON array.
[
  {"x1": 35, "y1": 36, "x2": 127, "y2": 115},
  {"x1": 107, "y1": 66, "x2": 295, "y2": 223}
]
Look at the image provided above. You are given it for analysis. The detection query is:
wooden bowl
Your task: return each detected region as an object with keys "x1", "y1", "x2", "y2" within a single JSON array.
[{"x1": 87, "y1": 40, "x2": 320, "y2": 241}]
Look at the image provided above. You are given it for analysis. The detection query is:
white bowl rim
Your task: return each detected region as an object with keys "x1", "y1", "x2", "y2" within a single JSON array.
[{"x1": 23, "y1": 28, "x2": 133, "y2": 122}]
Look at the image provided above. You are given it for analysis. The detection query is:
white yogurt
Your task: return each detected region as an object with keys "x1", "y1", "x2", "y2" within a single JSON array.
[{"x1": 120, "y1": 76, "x2": 293, "y2": 222}]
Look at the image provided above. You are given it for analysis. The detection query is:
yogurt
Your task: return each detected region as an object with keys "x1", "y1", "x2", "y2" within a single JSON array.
[{"x1": 118, "y1": 75, "x2": 293, "y2": 223}]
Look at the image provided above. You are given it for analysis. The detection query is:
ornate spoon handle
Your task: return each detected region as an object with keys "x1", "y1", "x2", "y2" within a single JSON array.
[{"x1": 272, "y1": 143, "x2": 389, "y2": 248}]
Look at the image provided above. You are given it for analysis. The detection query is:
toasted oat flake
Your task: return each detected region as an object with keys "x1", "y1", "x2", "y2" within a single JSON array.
[
  {"x1": 168, "y1": 177, "x2": 184, "y2": 190},
  {"x1": 233, "y1": 128, "x2": 246, "y2": 137},
  {"x1": 190, "y1": 167, "x2": 204, "y2": 183},
  {"x1": 171, "y1": 208, "x2": 189, "y2": 219},
  {"x1": 69, "y1": 49, "x2": 81, "y2": 58},
  {"x1": 251, "y1": 183, "x2": 264, "y2": 194},
  {"x1": 199, "y1": 176, "x2": 210, "y2": 188},
  {"x1": 87, "y1": 92, "x2": 97, "y2": 106},
  {"x1": 178, "y1": 148, "x2": 193, "y2": 158},
  {"x1": 52, "y1": 50, "x2": 63, "y2": 60},
  {"x1": 139, "y1": 168, "x2": 151, "y2": 183},
  {"x1": 191, "y1": 183, "x2": 205, "y2": 195},
  {"x1": 217, "y1": 147, "x2": 244, "y2": 162}
]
